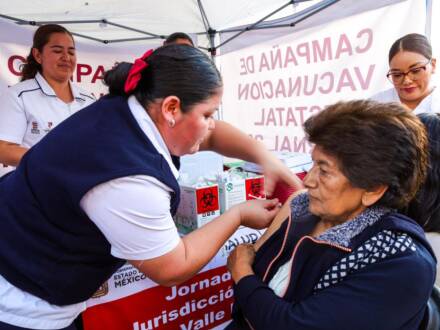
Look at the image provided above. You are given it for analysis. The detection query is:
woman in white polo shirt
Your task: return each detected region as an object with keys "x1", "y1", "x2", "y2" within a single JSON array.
[
  {"x1": 0, "y1": 24, "x2": 95, "y2": 173},
  {"x1": 371, "y1": 33, "x2": 439, "y2": 114}
]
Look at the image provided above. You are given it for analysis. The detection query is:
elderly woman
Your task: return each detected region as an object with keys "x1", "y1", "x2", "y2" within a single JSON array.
[{"x1": 226, "y1": 100, "x2": 436, "y2": 330}]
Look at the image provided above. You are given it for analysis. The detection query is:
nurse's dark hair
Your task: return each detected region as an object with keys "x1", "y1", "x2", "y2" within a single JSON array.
[
  {"x1": 104, "y1": 45, "x2": 222, "y2": 114},
  {"x1": 406, "y1": 113, "x2": 440, "y2": 232},
  {"x1": 21, "y1": 24, "x2": 74, "y2": 82},
  {"x1": 304, "y1": 100, "x2": 428, "y2": 209},
  {"x1": 388, "y1": 33, "x2": 432, "y2": 62}
]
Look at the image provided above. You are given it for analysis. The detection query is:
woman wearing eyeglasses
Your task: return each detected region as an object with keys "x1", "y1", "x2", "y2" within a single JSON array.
[{"x1": 372, "y1": 33, "x2": 439, "y2": 114}]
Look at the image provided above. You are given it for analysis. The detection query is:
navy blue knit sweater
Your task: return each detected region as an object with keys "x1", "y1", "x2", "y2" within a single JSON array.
[{"x1": 228, "y1": 194, "x2": 436, "y2": 330}]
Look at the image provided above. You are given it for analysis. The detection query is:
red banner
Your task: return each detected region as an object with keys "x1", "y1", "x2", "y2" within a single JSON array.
[{"x1": 83, "y1": 266, "x2": 233, "y2": 330}]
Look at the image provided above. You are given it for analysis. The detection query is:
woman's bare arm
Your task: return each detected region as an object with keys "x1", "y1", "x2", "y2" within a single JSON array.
[{"x1": 0, "y1": 140, "x2": 28, "y2": 166}]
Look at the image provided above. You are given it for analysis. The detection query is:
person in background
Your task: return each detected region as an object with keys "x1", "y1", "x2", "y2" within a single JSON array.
[
  {"x1": 371, "y1": 33, "x2": 439, "y2": 114},
  {"x1": 0, "y1": 24, "x2": 95, "y2": 172},
  {"x1": 406, "y1": 113, "x2": 440, "y2": 285},
  {"x1": 163, "y1": 32, "x2": 195, "y2": 46},
  {"x1": 226, "y1": 100, "x2": 435, "y2": 330},
  {"x1": 0, "y1": 44, "x2": 301, "y2": 330}
]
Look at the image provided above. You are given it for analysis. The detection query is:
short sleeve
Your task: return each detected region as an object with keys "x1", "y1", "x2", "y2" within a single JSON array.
[
  {"x1": 80, "y1": 175, "x2": 181, "y2": 260},
  {"x1": 0, "y1": 88, "x2": 27, "y2": 144}
]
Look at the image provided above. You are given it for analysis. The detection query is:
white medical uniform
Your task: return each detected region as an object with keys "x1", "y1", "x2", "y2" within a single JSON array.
[
  {"x1": 371, "y1": 86, "x2": 440, "y2": 115},
  {"x1": 0, "y1": 72, "x2": 95, "y2": 176}
]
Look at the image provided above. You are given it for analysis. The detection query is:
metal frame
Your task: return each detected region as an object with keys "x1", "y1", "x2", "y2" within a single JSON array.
[
  {"x1": 0, "y1": 14, "x2": 165, "y2": 44},
  {"x1": 197, "y1": 0, "x2": 216, "y2": 56},
  {"x1": 0, "y1": 0, "x2": 339, "y2": 52}
]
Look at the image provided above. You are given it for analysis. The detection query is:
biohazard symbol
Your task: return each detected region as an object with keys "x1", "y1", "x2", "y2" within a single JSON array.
[
  {"x1": 196, "y1": 186, "x2": 219, "y2": 214},
  {"x1": 246, "y1": 177, "x2": 265, "y2": 200},
  {"x1": 200, "y1": 190, "x2": 216, "y2": 208},
  {"x1": 250, "y1": 180, "x2": 262, "y2": 196}
]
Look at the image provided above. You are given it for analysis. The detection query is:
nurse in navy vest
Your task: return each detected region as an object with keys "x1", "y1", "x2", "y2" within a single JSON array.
[{"x1": 0, "y1": 45, "x2": 302, "y2": 329}]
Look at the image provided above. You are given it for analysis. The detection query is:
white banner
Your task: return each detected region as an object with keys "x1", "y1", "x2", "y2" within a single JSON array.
[{"x1": 217, "y1": 0, "x2": 426, "y2": 154}]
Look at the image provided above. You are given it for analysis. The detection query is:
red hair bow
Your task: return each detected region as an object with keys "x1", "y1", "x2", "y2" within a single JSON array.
[{"x1": 124, "y1": 49, "x2": 154, "y2": 94}]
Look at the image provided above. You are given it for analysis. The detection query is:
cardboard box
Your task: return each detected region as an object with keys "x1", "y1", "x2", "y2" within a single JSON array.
[
  {"x1": 218, "y1": 174, "x2": 265, "y2": 214},
  {"x1": 174, "y1": 184, "x2": 220, "y2": 234}
]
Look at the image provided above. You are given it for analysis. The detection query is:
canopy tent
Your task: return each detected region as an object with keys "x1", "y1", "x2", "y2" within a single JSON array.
[{"x1": 0, "y1": 0, "x2": 417, "y2": 55}]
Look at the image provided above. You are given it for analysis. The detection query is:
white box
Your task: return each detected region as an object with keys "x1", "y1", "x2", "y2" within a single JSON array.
[
  {"x1": 218, "y1": 174, "x2": 265, "y2": 214},
  {"x1": 174, "y1": 184, "x2": 220, "y2": 234}
]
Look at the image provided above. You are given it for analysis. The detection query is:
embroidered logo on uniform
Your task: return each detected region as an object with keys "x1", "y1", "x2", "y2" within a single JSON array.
[
  {"x1": 44, "y1": 122, "x2": 53, "y2": 133},
  {"x1": 91, "y1": 281, "x2": 109, "y2": 298},
  {"x1": 31, "y1": 121, "x2": 40, "y2": 134}
]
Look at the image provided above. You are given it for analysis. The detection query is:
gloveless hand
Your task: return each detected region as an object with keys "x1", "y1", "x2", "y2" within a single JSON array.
[
  {"x1": 233, "y1": 198, "x2": 280, "y2": 229},
  {"x1": 227, "y1": 243, "x2": 255, "y2": 283},
  {"x1": 259, "y1": 153, "x2": 304, "y2": 196}
]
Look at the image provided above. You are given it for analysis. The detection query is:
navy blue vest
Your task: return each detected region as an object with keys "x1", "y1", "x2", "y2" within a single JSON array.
[{"x1": 0, "y1": 95, "x2": 180, "y2": 305}]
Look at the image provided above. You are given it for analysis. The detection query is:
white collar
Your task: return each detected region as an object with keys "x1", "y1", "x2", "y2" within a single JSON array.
[
  {"x1": 387, "y1": 86, "x2": 437, "y2": 115},
  {"x1": 413, "y1": 86, "x2": 436, "y2": 115},
  {"x1": 127, "y1": 95, "x2": 179, "y2": 178},
  {"x1": 34, "y1": 72, "x2": 86, "y2": 101}
]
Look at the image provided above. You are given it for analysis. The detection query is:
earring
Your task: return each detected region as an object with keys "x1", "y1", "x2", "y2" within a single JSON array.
[{"x1": 168, "y1": 118, "x2": 175, "y2": 128}]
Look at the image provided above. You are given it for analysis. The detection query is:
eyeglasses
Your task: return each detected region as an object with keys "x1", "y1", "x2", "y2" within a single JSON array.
[{"x1": 386, "y1": 59, "x2": 431, "y2": 85}]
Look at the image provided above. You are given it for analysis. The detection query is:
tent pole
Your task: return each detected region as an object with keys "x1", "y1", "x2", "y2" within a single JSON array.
[
  {"x1": 0, "y1": 15, "x2": 164, "y2": 44},
  {"x1": 105, "y1": 20, "x2": 161, "y2": 38},
  {"x1": 425, "y1": 0, "x2": 432, "y2": 38},
  {"x1": 217, "y1": 0, "x2": 339, "y2": 34},
  {"x1": 215, "y1": 0, "x2": 338, "y2": 51},
  {"x1": 197, "y1": 0, "x2": 217, "y2": 58},
  {"x1": 15, "y1": 19, "x2": 102, "y2": 25},
  {"x1": 0, "y1": 13, "x2": 27, "y2": 24}
]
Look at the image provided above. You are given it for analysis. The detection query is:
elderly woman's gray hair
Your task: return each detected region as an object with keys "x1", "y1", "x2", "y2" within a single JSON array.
[{"x1": 304, "y1": 100, "x2": 428, "y2": 209}]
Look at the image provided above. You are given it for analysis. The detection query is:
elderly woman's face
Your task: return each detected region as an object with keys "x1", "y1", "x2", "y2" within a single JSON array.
[{"x1": 304, "y1": 146, "x2": 368, "y2": 223}]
